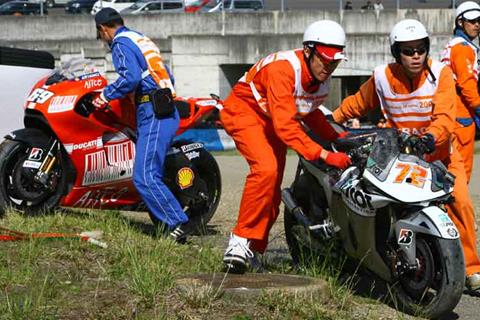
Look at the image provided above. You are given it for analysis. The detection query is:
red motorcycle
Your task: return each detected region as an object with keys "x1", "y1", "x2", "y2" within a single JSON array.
[{"x1": 0, "y1": 65, "x2": 222, "y2": 230}]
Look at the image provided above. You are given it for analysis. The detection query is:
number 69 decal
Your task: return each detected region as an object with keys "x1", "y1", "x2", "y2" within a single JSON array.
[
  {"x1": 27, "y1": 88, "x2": 54, "y2": 104},
  {"x1": 393, "y1": 163, "x2": 427, "y2": 189}
]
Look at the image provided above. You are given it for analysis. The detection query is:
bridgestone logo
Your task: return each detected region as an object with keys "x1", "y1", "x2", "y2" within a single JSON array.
[{"x1": 82, "y1": 141, "x2": 135, "y2": 186}]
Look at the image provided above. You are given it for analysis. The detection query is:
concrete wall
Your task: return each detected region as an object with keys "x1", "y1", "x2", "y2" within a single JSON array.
[{"x1": 0, "y1": 9, "x2": 459, "y2": 102}]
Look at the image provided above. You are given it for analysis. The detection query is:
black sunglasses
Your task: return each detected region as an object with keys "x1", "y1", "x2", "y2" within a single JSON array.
[{"x1": 400, "y1": 46, "x2": 427, "y2": 57}]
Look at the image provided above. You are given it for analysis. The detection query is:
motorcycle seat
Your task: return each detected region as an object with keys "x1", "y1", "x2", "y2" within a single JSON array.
[{"x1": 174, "y1": 100, "x2": 191, "y2": 119}]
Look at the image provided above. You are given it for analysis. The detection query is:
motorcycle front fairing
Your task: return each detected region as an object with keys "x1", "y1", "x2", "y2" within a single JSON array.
[{"x1": 21, "y1": 70, "x2": 142, "y2": 208}]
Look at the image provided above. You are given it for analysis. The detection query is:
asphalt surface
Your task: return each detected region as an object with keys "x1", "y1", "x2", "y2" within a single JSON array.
[{"x1": 210, "y1": 151, "x2": 480, "y2": 319}]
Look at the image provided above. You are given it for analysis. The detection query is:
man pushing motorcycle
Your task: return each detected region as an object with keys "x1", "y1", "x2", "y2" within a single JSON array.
[
  {"x1": 221, "y1": 20, "x2": 352, "y2": 273},
  {"x1": 333, "y1": 19, "x2": 480, "y2": 290},
  {"x1": 93, "y1": 8, "x2": 192, "y2": 241}
]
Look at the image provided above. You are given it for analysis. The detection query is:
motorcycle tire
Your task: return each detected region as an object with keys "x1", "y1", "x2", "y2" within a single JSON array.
[
  {"x1": 185, "y1": 149, "x2": 221, "y2": 233},
  {"x1": 0, "y1": 139, "x2": 67, "y2": 217},
  {"x1": 391, "y1": 236, "x2": 465, "y2": 319},
  {"x1": 284, "y1": 206, "x2": 332, "y2": 267},
  {"x1": 149, "y1": 149, "x2": 221, "y2": 234}
]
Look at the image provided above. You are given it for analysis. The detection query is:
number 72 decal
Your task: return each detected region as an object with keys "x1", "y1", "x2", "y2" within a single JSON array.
[{"x1": 393, "y1": 163, "x2": 427, "y2": 188}]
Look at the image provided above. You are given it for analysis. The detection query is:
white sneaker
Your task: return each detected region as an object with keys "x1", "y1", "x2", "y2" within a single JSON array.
[
  {"x1": 223, "y1": 233, "x2": 254, "y2": 274},
  {"x1": 466, "y1": 273, "x2": 480, "y2": 291}
]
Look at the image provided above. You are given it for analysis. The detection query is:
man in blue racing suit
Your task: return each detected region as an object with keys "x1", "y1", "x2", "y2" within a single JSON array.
[{"x1": 93, "y1": 8, "x2": 190, "y2": 241}]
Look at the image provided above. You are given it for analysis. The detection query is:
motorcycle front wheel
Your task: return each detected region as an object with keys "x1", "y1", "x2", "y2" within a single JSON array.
[
  {"x1": 391, "y1": 236, "x2": 465, "y2": 318},
  {"x1": 284, "y1": 206, "x2": 335, "y2": 266},
  {"x1": 0, "y1": 139, "x2": 67, "y2": 217}
]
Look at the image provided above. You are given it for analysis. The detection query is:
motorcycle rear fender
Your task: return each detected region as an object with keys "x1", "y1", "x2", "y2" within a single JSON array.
[
  {"x1": 395, "y1": 206, "x2": 459, "y2": 265},
  {"x1": 5, "y1": 128, "x2": 51, "y2": 148}
]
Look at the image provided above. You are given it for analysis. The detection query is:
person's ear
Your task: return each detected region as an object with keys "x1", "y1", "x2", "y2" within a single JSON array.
[{"x1": 303, "y1": 46, "x2": 311, "y2": 57}]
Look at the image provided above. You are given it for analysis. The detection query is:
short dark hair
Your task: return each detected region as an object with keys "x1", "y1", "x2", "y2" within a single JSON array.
[
  {"x1": 95, "y1": 8, "x2": 124, "y2": 27},
  {"x1": 100, "y1": 18, "x2": 124, "y2": 28}
]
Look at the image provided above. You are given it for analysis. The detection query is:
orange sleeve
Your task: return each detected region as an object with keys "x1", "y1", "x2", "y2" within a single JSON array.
[
  {"x1": 332, "y1": 75, "x2": 380, "y2": 123},
  {"x1": 450, "y1": 44, "x2": 480, "y2": 109},
  {"x1": 261, "y1": 61, "x2": 324, "y2": 161},
  {"x1": 303, "y1": 108, "x2": 339, "y2": 141},
  {"x1": 426, "y1": 66, "x2": 457, "y2": 147}
]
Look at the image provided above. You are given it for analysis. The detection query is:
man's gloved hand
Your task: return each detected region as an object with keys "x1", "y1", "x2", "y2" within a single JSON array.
[
  {"x1": 92, "y1": 92, "x2": 109, "y2": 110},
  {"x1": 406, "y1": 133, "x2": 435, "y2": 154},
  {"x1": 321, "y1": 150, "x2": 352, "y2": 170}
]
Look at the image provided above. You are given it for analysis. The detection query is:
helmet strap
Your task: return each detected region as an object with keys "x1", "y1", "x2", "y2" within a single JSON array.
[{"x1": 303, "y1": 44, "x2": 320, "y2": 86}]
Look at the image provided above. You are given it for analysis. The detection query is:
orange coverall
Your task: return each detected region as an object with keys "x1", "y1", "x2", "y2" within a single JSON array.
[
  {"x1": 333, "y1": 60, "x2": 480, "y2": 276},
  {"x1": 441, "y1": 38, "x2": 480, "y2": 183},
  {"x1": 221, "y1": 50, "x2": 339, "y2": 253}
]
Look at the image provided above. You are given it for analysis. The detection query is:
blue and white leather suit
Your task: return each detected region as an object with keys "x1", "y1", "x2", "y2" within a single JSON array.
[{"x1": 103, "y1": 26, "x2": 188, "y2": 229}]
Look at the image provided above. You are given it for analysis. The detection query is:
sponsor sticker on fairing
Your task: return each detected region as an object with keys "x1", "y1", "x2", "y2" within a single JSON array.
[
  {"x1": 195, "y1": 99, "x2": 218, "y2": 107},
  {"x1": 27, "y1": 88, "x2": 54, "y2": 104},
  {"x1": 48, "y1": 95, "x2": 77, "y2": 113},
  {"x1": 79, "y1": 72, "x2": 101, "y2": 80},
  {"x1": 398, "y1": 228, "x2": 413, "y2": 246},
  {"x1": 64, "y1": 137, "x2": 103, "y2": 154},
  {"x1": 84, "y1": 79, "x2": 103, "y2": 89},
  {"x1": 82, "y1": 141, "x2": 135, "y2": 186}
]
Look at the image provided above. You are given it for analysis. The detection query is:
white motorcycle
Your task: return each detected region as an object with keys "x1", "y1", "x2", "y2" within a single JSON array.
[{"x1": 283, "y1": 128, "x2": 465, "y2": 319}]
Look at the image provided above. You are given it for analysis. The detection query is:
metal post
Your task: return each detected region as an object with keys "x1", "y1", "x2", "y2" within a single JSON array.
[
  {"x1": 339, "y1": 0, "x2": 343, "y2": 11},
  {"x1": 452, "y1": 0, "x2": 455, "y2": 9},
  {"x1": 40, "y1": 0, "x2": 43, "y2": 16},
  {"x1": 281, "y1": 0, "x2": 285, "y2": 12}
]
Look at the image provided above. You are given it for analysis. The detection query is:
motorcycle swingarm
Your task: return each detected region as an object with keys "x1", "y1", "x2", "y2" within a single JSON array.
[{"x1": 394, "y1": 206, "x2": 459, "y2": 266}]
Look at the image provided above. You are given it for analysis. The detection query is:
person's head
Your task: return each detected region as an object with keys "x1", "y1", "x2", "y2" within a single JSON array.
[
  {"x1": 302, "y1": 20, "x2": 347, "y2": 82},
  {"x1": 390, "y1": 19, "x2": 429, "y2": 77},
  {"x1": 455, "y1": 1, "x2": 480, "y2": 39},
  {"x1": 95, "y1": 8, "x2": 124, "y2": 45}
]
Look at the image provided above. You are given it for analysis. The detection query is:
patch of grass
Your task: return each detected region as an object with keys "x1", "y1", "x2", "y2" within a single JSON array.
[{"x1": 0, "y1": 209, "x2": 409, "y2": 319}]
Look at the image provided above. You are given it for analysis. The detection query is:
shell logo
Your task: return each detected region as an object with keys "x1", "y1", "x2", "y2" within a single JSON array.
[{"x1": 177, "y1": 167, "x2": 195, "y2": 190}]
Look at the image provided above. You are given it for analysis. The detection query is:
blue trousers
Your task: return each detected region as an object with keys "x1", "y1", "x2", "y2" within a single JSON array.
[{"x1": 133, "y1": 102, "x2": 188, "y2": 229}]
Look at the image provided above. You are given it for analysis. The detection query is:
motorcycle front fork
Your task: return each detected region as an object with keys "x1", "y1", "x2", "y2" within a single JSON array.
[{"x1": 34, "y1": 139, "x2": 60, "y2": 187}]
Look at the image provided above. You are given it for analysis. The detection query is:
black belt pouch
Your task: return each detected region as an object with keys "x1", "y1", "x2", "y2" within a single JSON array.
[{"x1": 149, "y1": 88, "x2": 175, "y2": 118}]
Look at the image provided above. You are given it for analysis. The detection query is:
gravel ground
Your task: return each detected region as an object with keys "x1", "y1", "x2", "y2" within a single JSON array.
[{"x1": 209, "y1": 151, "x2": 480, "y2": 319}]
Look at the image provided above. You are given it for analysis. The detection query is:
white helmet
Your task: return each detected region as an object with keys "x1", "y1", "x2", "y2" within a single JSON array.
[
  {"x1": 389, "y1": 19, "x2": 429, "y2": 46},
  {"x1": 456, "y1": 1, "x2": 480, "y2": 20},
  {"x1": 389, "y1": 19, "x2": 430, "y2": 61},
  {"x1": 303, "y1": 20, "x2": 346, "y2": 47}
]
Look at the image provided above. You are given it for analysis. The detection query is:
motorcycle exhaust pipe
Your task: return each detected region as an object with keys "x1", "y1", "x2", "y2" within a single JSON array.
[{"x1": 281, "y1": 188, "x2": 312, "y2": 228}]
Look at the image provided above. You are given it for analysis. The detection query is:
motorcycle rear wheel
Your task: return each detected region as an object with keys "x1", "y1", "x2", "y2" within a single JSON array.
[
  {"x1": 149, "y1": 149, "x2": 221, "y2": 234},
  {"x1": 188, "y1": 149, "x2": 221, "y2": 231},
  {"x1": 391, "y1": 237, "x2": 465, "y2": 318},
  {"x1": 0, "y1": 139, "x2": 67, "y2": 216}
]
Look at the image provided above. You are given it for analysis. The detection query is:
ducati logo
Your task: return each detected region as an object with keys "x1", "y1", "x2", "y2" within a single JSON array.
[{"x1": 177, "y1": 167, "x2": 194, "y2": 190}]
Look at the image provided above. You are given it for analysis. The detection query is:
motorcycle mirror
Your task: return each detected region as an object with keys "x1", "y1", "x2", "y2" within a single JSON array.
[
  {"x1": 75, "y1": 94, "x2": 95, "y2": 118},
  {"x1": 210, "y1": 93, "x2": 220, "y2": 100}
]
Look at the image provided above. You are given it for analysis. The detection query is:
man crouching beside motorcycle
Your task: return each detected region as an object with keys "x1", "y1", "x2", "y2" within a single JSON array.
[
  {"x1": 332, "y1": 19, "x2": 480, "y2": 290},
  {"x1": 93, "y1": 8, "x2": 192, "y2": 242},
  {"x1": 221, "y1": 20, "x2": 352, "y2": 274}
]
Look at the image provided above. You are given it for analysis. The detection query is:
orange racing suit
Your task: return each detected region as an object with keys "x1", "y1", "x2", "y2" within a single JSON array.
[
  {"x1": 333, "y1": 59, "x2": 480, "y2": 276},
  {"x1": 221, "y1": 49, "x2": 340, "y2": 253},
  {"x1": 441, "y1": 32, "x2": 480, "y2": 183}
]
